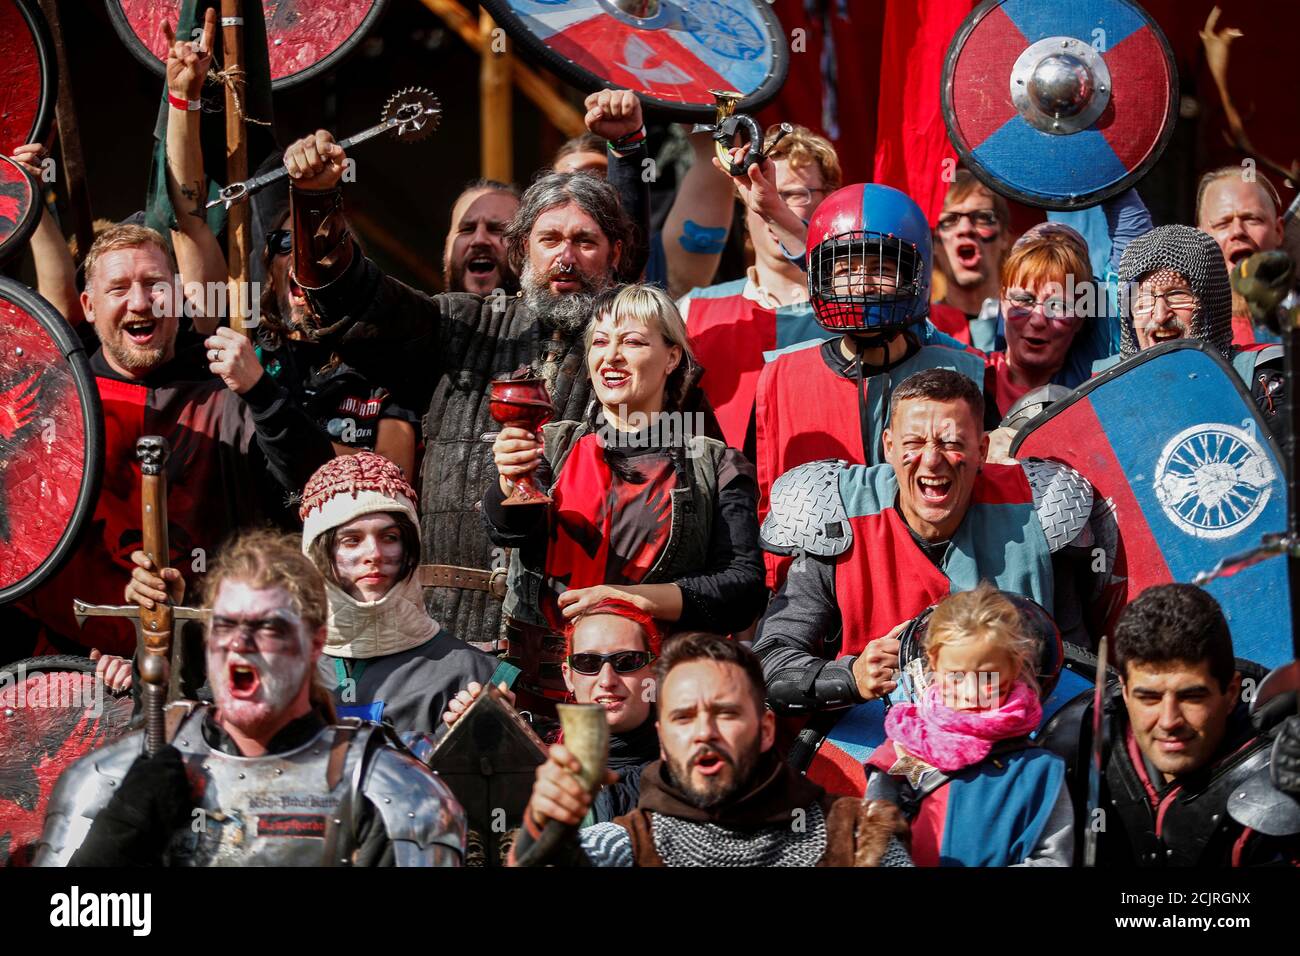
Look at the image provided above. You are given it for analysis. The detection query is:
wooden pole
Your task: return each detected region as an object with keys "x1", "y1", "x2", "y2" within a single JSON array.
[
  {"x1": 222, "y1": 0, "x2": 251, "y2": 335},
  {"x1": 36, "y1": 0, "x2": 93, "y2": 263},
  {"x1": 418, "y1": 0, "x2": 584, "y2": 138},
  {"x1": 480, "y1": 10, "x2": 512, "y2": 182}
]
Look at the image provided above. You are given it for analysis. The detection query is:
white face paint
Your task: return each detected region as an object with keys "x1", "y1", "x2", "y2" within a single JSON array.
[{"x1": 206, "y1": 581, "x2": 315, "y2": 739}]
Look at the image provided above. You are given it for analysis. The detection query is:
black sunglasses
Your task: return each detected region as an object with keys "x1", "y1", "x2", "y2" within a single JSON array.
[
  {"x1": 265, "y1": 229, "x2": 292, "y2": 257},
  {"x1": 567, "y1": 650, "x2": 654, "y2": 675}
]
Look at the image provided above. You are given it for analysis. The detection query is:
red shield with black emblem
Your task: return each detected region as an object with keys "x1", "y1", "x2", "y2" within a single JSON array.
[
  {"x1": 482, "y1": 0, "x2": 788, "y2": 119},
  {"x1": 0, "y1": 279, "x2": 103, "y2": 605},
  {"x1": 0, "y1": 0, "x2": 57, "y2": 156},
  {"x1": 0, "y1": 155, "x2": 41, "y2": 266},
  {"x1": 0, "y1": 656, "x2": 135, "y2": 866},
  {"x1": 108, "y1": 0, "x2": 389, "y2": 90},
  {"x1": 942, "y1": 0, "x2": 1177, "y2": 209}
]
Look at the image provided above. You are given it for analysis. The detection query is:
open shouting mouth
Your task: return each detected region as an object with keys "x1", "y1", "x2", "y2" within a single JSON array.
[
  {"x1": 954, "y1": 241, "x2": 982, "y2": 271},
  {"x1": 227, "y1": 660, "x2": 262, "y2": 700},
  {"x1": 917, "y1": 474, "x2": 954, "y2": 504},
  {"x1": 122, "y1": 317, "x2": 160, "y2": 347}
]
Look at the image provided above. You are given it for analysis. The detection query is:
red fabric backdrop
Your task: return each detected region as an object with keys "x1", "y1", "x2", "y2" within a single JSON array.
[{"x1": 757, "y1": 0, "x2": 1300, "y2": 225}]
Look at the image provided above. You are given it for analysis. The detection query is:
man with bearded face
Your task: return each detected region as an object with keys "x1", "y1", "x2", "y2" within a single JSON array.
[
  {"x1": 510, "y1": 633, "x2": 913, "y2": 866},
  {"x1": 35, "y1": 531, "x2": 466, "y2": 867},
  {"x1": 15, "y1": 224, "x2": 333, "y2": 658},
  {"x1": 1103, "y1": 224, "x2": 1286, "y2": 437},
  {"x1": 443, "y1": 179, "x2": 521, "y2": 296},
  {"x1": 754, "y1": 370, "x2": 1097, "y2": 736},
  {"x1": 280, "y1": 129, "x2": 642, "y2": 651}
]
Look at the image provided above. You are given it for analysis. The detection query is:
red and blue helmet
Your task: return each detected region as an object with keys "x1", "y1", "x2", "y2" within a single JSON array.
[{"x1": 806, "y1": 183, "x2": 932, "y2": 334}]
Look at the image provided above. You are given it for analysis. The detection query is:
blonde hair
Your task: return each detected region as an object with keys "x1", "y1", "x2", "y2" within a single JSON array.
[
  {"x1": 1195, "y1": 165, "x2": 1282, "y2": 223},
  {"x1": 925, "y1": 582, "x2": 1040, "y2": 695},
  {"x1": 585, "y1": 284, "x2": 697, "y2": 408},
  {"x1": 82, "y1": 223, "x2": 174, "y2": 290},
  {"x1": 763, "y1": 124, "x2": 842, "y2": 192},
  {"x1": 200, "y1": 529, "x2": 336, "y2": 722}
]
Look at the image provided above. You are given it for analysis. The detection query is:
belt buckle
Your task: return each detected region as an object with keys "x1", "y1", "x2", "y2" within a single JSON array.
[{"x1": 488, "y1": 567, "x2": 508, "y2": 600}]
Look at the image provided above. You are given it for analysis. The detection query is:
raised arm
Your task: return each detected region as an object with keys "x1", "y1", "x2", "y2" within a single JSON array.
[
  {"x1": 586, "y1": 89, "x2": 650, "y2": 280},
  {"x1": 162, "y1": 10, "x2": 226, "y2": 334},
  {"x1": 661, "y1": 131, "x2": 736, "y2": 298},
  {"x1": 11, "y1": 143, "x2": 81, "y2": 324}
]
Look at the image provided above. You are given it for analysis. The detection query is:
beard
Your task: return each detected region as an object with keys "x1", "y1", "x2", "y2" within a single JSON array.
[
  {"x1": 664, "y1": 737, "x2": 761, "y2": 811},
  {"x1": 96, "y1": 316, "x2": 171, "y2": 373},
  {"x1": 447, "y1": 247, "x2": 517, "y2": 296},
  {"x1": 520, "y1": 259, "x2": 612, "y2": 334}
]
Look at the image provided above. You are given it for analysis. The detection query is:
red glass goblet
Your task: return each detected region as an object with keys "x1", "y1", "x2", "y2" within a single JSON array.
[{"x1": 489, "y1": 375, "x2": 555, "y2": 506}]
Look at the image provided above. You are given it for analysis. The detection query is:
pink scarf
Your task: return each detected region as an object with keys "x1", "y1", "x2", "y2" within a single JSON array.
[{"x1": 883, "y1": 680, "x2": 1042, "y2": 773}]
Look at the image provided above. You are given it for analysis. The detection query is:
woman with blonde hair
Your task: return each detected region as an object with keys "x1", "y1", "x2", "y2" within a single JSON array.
[
  {"x1": 864, "y1": 582, "x2": 1074, "y2": 866},
  {"x1": 485, "y1": 283, "x2": 765, "y2": 712}
]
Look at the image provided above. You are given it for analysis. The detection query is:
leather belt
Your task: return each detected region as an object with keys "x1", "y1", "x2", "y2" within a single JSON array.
[{"x1": 417, "y1": 564, "x2": 508, "y2": 600}]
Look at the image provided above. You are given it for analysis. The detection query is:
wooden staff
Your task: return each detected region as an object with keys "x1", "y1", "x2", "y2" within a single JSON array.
[
  {"x1": 480, "y1": 9, "x2": 512, "y2": 182},
  {"x1": 36, "y1": 0, "x2": 93, "y2": 263},
  {"x1": 222, "y1": 0, "x2": 251, "y2": 335},
  {"x1": 137, "y1": 436, "x2": 172, "y2": 755}
]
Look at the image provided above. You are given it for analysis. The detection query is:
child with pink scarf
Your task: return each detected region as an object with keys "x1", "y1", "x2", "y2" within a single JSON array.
[{"x1": 864, "y1": 583, "x2": 1074, "y2": 866}]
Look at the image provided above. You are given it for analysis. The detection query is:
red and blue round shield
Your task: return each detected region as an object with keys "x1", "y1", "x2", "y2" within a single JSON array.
[
  {"x1": 107, "y1": 0, "x2": 389, "y2": 90},
  {"x1": 1011, "y1": 342, "x2": 1293, "y2": 669},
  {"x1": 482, "y1": 0, "x2": 788, "y2": 119},
  {"x1": 942, "y1": 0, "x2": 1177, "y2": 209},
  {"x1": 0, "y1": 279, "x2": 103, "y2": 606},
  {"x1": 0, "y1": 0, "x2": 57, "y2": 157}
]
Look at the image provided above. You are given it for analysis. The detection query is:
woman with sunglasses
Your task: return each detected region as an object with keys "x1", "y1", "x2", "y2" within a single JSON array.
[
  {"x1": 253, "y1": 213, "x2": 420, "y2": 480},
  {"x1": 483, "y1": 284, "x2": 766, "y2": 712}
]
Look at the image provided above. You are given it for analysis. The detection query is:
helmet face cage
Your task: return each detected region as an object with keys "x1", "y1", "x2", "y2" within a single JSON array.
[{"x1": 809, "y1": 231, "x2": 924, "y2": 333}]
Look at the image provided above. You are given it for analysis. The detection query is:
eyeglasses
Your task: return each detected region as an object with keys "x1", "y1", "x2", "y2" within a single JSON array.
[
  {"x1": 265, "y1": 229, "x2": 292, "y2": 257},
  {"x1": 779, "y1": 187, "x2": 827, "y2": 211},
  {"x1": 1005, "y1": 291, "x2": 1074, "y2": 320},
  {"x1": 1131, "y1": 289, "x2": 1197, "y2": 317},
  {"x1": 210, "y1": 615, "x2": 299, "y2": 649},
  {"x1": 567, "y1": 650, "x2": 654, "y2": 675},
  {"x1": 937, "y1": 210, "x2": 1000, "y2": 234}
]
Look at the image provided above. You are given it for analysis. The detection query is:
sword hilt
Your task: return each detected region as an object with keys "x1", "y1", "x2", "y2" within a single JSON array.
[{"x1": 139, "y1": 652, "x2": 168, "y2": 756}]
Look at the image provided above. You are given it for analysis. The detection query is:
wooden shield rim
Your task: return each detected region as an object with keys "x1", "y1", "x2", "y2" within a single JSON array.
[
  {"x1": 0, "y1": 279, "x2": 104, "y2": 605},
  {"x1": 103, "y1": 0, "x2": 391, "y2": 91},
  {"x1": 941, "y1": 0, "x2": 1179, "y2": 211},
  {"x1": 0, "y1": 155, "x2": 42, "y2": 266},
  {"x1": 480, "y1": 0, "x2": 789, "y2": 120},
  {"x1": 3, "y1": 0, "x2": 59, "y2": 155},
  {"x1": 1009, "y1": 339, "x2": 1282, "y2": 461}
]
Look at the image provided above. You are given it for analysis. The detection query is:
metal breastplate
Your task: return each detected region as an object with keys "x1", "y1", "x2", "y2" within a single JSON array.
[
  {"x1": 1107, "y1": 723, "x2": 1271, "y2": 867},
  {"x1": 163, "y1": 710, "x2": 363, "y2": 867}
]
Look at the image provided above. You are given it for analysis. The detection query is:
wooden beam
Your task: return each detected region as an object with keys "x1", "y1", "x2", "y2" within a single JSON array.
[
  {"x1": 417, "y1": 0, "x2": 585, "y2": 138},
  {"x1": 36, "y1": 0, "x2": 93, "y2": 263},
  {"x1": 222, "y1": 0, "x2": 251, "y2": 335},
  {"x1": 480, "y1": 10, "x2": 512, "y2": 182}
]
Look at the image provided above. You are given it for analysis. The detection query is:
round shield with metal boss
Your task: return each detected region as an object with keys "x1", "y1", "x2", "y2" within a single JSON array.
[
  {"x1": 107, "y1": 0, "x2": 389, "y2": 90},
  {"x1": 0, "y1": 155, "x2": 41, "y2": 267},
  {"x1": 0, "y1": 278, "x2": 103, "y2": 606},
  {"x1": 942, "y1": 0, "x2": 1178, "y2": 210},
  {"x1": 0, "y1": 0, "x2": 57, "y2": 156},
  {"x1": 481, "y1": 0, "x2": 788, "y2": 119}
]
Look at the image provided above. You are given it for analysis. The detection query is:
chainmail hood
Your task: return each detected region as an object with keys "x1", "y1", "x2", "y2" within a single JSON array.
[{"x1": 1117, "y1": 224, "x2": 1232, "y2": 359}]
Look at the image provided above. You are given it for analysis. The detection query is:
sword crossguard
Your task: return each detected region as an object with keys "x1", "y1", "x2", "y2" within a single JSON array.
[{"x1": 72, "y1": 599, "x2": 209, "y2": 629}]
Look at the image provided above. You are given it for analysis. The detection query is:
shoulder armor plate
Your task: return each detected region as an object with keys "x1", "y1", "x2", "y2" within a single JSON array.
[
  {"x1": 760, "y1": 459, "x2": 853, "y2": 557},
  {"x1": 363, "y1": 746, "x2": 467, "y2": 866},
  {"x1": 1022, "y1": 457, "x2": 1094, "y2": 553}
]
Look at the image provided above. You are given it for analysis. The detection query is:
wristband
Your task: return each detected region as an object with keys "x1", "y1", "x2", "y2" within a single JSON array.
[
  {"x1": 168, "y1": 92, "x2": 201, "y2": 112},
  {"x1": 608, "y1": 126, "x2": 646, "y2": 152}
]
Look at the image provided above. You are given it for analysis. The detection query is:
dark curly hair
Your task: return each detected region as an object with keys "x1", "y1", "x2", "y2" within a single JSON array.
[
  {"x1": 1113, "y1": 584, "x2": 1236, "y2": 691},
  {"x1": 503, "y1": 172, "x2": 634, "y2": 281}
]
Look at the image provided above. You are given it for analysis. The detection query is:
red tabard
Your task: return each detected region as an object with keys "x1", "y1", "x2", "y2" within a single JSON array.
[
  {"x1": 686, "y1": 290, "x2": 777, "y2": 451},
  {"x1": 755, "y1": 345, "x2": 866, "y2": 589}
]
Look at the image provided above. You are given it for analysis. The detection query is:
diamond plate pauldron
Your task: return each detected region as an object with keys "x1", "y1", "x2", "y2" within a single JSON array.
[
  {"x1": 1022, "y1": 457, "x2": 1094, "y2": 552},
  {"x1": 760, "y1": 459, "x2": 853, "y2": 557}
]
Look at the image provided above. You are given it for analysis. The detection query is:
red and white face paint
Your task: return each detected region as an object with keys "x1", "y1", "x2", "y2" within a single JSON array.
[
  {"x1": 206, "y1": 580, "x2": 317, "y2": 740},
  {"x1": 884, "y1": 397, "x2": 988, "y2": 543}
]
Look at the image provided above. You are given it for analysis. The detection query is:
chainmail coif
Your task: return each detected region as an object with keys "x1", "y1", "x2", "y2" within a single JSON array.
[{"x1": 1117, "y1": 224, "x2": 1232, "y2": 360}]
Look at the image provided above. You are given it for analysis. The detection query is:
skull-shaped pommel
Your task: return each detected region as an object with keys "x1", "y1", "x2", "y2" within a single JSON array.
[{"x1": 136, "y1": 435, "x2": 170, "y2": 476}]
